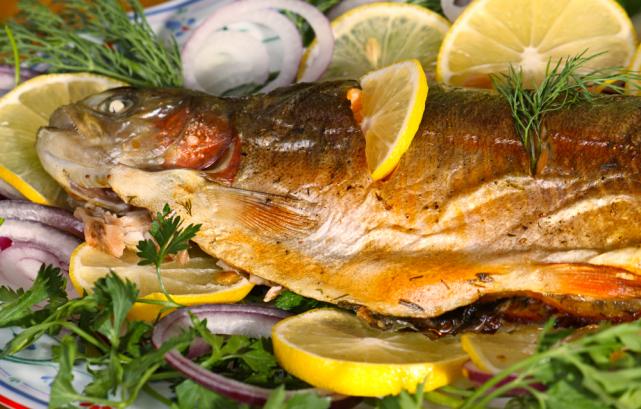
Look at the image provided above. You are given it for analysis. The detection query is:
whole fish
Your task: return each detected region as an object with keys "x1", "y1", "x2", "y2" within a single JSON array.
[{"x1": 36, "y1": 82, "x2": 641, "y2": 326}]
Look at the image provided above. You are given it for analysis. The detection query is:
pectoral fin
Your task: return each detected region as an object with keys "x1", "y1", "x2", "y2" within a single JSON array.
[{"x1": 204, "y1": 184, "x2": 318, "y2": 238}]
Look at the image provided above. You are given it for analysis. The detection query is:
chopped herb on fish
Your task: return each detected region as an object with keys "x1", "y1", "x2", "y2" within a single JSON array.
[
  {"x1": 492, "y1": 52, "x2": 641, "y2": 174},
  {"x1": 1, "y1": 0, "x2": 182, "y2": 87}
]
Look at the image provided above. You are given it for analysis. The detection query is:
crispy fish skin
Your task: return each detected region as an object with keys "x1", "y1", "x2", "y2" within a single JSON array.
[{"x1": 39, "y1": 82, "x2": 641, "y2": 319}]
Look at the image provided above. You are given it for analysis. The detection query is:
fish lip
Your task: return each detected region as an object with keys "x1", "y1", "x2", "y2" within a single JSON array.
[
  {"x1": 48, "y1": 106, "x2": 79, "y2": 132},
  {"x1": 36, "y1": 121, "x2": 128, "y2": 212}
]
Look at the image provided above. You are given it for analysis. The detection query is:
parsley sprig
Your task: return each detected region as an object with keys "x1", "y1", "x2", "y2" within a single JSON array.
[
  {"x1": 137, "y1": 203, "x2": 201, "y2": 307},
  {"x1": 492, "y1": 52, "x2": 641, "y2": 174},
  {"x1": 1, "y1": 0, "x2": 182, "y2": 87}
]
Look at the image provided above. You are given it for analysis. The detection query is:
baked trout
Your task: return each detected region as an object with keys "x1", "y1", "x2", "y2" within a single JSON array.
[{"x1": 35, "y1": 82, "x2": 641, "y2": 324}]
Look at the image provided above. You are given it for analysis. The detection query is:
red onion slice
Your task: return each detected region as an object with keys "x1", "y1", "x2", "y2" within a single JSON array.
[
  {"x1": 0, "y1": 219, "x2": 80, "y2": 296},
  {"x1": 0, "y1": 243, "x2": 63, "y2": 289},
  {"x1": 463, "y1": 361, "x2": 545, "y2": 396},
  {"x1": 0, "y1": 237, "x2": 12, "y2": 251},
  {"x1": 0, "y1": 201, "x2": 84, "y2": 238},
  {"x1": 153, "y1": 304, "x2": 359, "y2": 407}
]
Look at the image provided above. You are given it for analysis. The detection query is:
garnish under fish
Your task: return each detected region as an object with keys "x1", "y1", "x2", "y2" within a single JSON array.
[{"x1": 35, "y1": 81, "x2": 641, "y2": 328}]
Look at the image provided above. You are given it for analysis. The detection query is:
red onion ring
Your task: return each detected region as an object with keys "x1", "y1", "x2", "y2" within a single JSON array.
[
  {"x1": 153, "y1": 304, "x2": 359, "y2": 408},
  {"x1": 0, "y1": 237, "x2": 11, "y2": 251},
  {"x1": 0, "y1": 218, "x2": 80, "y2": 296},
  {"x1": 463, "y1": 361, "x2": 546, "y2": 396},
  {"x1": 0, "y1": 201, "x2": 84, "y2": 238}
]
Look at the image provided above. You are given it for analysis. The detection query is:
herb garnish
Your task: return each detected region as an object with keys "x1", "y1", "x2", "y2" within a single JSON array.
[
  {"x1": 492, "y1": 52, "x2": 641, "y2": 174},
  {"x1": 137, "y1": 203, "x2": 201, "y2": 307},
  {"x1": 1, "y1": 0, "x2": 182, "y2": 87}
]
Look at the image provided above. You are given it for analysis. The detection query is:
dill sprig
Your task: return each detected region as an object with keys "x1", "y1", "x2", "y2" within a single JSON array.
[
  {"x1": 491, "y1": 52, "x2": 641, "y2": 175},
  {"x1": 1, "y1": 0, "x2": 182, "y2": 88}
]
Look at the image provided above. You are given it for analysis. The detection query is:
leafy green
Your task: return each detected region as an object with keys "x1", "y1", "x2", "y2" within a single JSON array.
[
  {"x1": 376, "y1": 384, "x2": 425, "y2": 409},
  {"x1": 172, "y1": 380, "x2": 247, "y2": 409},
  {"x1": 1, "y1": 0, "x2": 182, "y2": 87},
  {"x1": 0, "y1": 264, "x2": 66, "y2": 328},
  {"x1": 273, "y1": 290, "x2": 326, "y2": 313},
  {"x1": 616, "y1": 0, "x2": 641, "y2": 16},
  {"x1": 263, "y1": 385, "x2": 330, "y2": 409},
  {"x1": 458, "y1": 320, "x2": 641, "y2": 409},
  {"x1": 492, "y1": 52, "x2": 641, "y2": 174},
  {"x1": 191, "y1": 315, "x2": 307, "y2": 389},
  {"x1": 137, "y1": 203, "x2": 201, "y2": 306}
]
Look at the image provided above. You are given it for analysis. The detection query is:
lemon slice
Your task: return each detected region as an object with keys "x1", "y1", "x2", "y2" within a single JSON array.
[
  {"x1": 300, "y1": 2, "x2": 450, "y2": 81},
  {"x1": 271, "y1": 308, "x2": 467, "y2": 397},
  {"x1": 461, "y1": 326, "x2": 542, "y2": 374},
  {"x1": 437, "y1": 0, "x2": 637, "y2": 88},
  {"x1": 69, "y1": 243, "x2": 254, "y2": 321},
  {"x1": 359, "y1": 60, "x2": 427, "y2": 181},
  {"x1": 0, "y1": 73, "x2": 126, "y2": 206},
  {"x1": 626, "y1": 44, "x2": 641, "y2": 95}
]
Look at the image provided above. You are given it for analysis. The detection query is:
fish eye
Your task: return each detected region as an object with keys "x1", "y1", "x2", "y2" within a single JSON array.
[{"x1": 97, "y1": 95, "x2": 136, "y2": 115}]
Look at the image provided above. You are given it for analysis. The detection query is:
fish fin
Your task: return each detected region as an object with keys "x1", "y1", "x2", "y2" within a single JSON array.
[
  {"x1": 534, "y1": 262, "x2": 641, "y2": 299},
  {"x1": 323, "y1": 252, "x2": 641, "y2": 319},
  {"x1": 208, "y1": 185, "x2": 317, "y2": 238}
]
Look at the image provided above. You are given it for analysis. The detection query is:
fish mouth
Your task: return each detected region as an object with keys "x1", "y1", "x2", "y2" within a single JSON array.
[{"x1": 36, "y1": 108, "x2": 128, "y2": 212}]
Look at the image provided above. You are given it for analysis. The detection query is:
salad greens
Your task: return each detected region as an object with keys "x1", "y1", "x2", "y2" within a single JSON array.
[{"x1": 1, "y1": 0, "x2": 182, "y2": 87}]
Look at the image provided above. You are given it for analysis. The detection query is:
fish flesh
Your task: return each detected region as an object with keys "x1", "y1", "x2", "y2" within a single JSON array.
[{"x1": 35, "y1": 82, "x2": 641, "y2": 324}]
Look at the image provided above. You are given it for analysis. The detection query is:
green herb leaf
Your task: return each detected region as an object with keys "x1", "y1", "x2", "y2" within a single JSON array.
[
  {"x1": 2, "y1": 0, "x2": 182, "y2": 87},
  {"x1": 492, "y1": 52, "x2": 641, "y2": 174},
  {"x1": 172, "y1": 380, "x2": 248, "y2": 409},
  {"x1": 263, "y1": 385, "x2": 330, "y2": 409},
  {"x1": 0, "y1": 264, "x2": 65, "y2": 327},
  {"x1": 136, "y1": 204, "x2": 201, "y2": 305},
  {"x1": 92, "y1": 271, "x2": 138, "y2": 347},
  {"x1": 377, "y1": 384, "x2": 425, "y2": 409},
  {"x1": 273, "y1": 290, "x2": 325, "y2": 313}
]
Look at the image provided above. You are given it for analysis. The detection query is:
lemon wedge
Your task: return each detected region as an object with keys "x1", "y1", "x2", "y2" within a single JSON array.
[
  {"x1": 300, "y1": 2, "x2": 449, "y2": 81},
  {"x1": 359, "y1": 60, "x2": 427, "y2": 181},
  {"x1": 436, "y1": 0, "x2": 637, "y2": 88},
  {"x1": 69, "y1": 243, "x2": 254, "y2": 321},
  {"x1": 626, "y1": 44, "x2": 641, "y2": 95},
  {"x1": 461, "y1": 326, "x2": 542, "y2": 373},
  {"x1": 271, "y1": 308, "x2": 467, "y2": 397},
  {"x1": 0, "y1": 73, "x2": 126, "y2": 207}
]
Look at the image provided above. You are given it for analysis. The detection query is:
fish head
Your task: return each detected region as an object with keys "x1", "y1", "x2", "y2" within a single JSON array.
[{"x1": 36, "y1": 87, "x2": 237, "y2": 210}]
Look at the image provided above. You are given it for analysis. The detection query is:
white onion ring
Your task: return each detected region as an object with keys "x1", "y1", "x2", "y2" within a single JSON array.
[
  {"x1": 152, "y1": 304, "x2": 359, "y2": 407},
  {"x1": 246, "y1": 10, "x2": 302, "y2": 93},
  {"x1": 441, "y1": 0, "x2": 471, "y2": 22},
  {"x1": 182, "y1": 0, "x2": 332, "y2": 94},
  {"x1": 190, "y1": 30, "x2": 271, "y2": 95}
]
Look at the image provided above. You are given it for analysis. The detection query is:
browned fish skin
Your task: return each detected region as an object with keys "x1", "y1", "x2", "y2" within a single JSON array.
[{"x1": 40, "y1": 82, "x2": 641, "y2": 320}]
